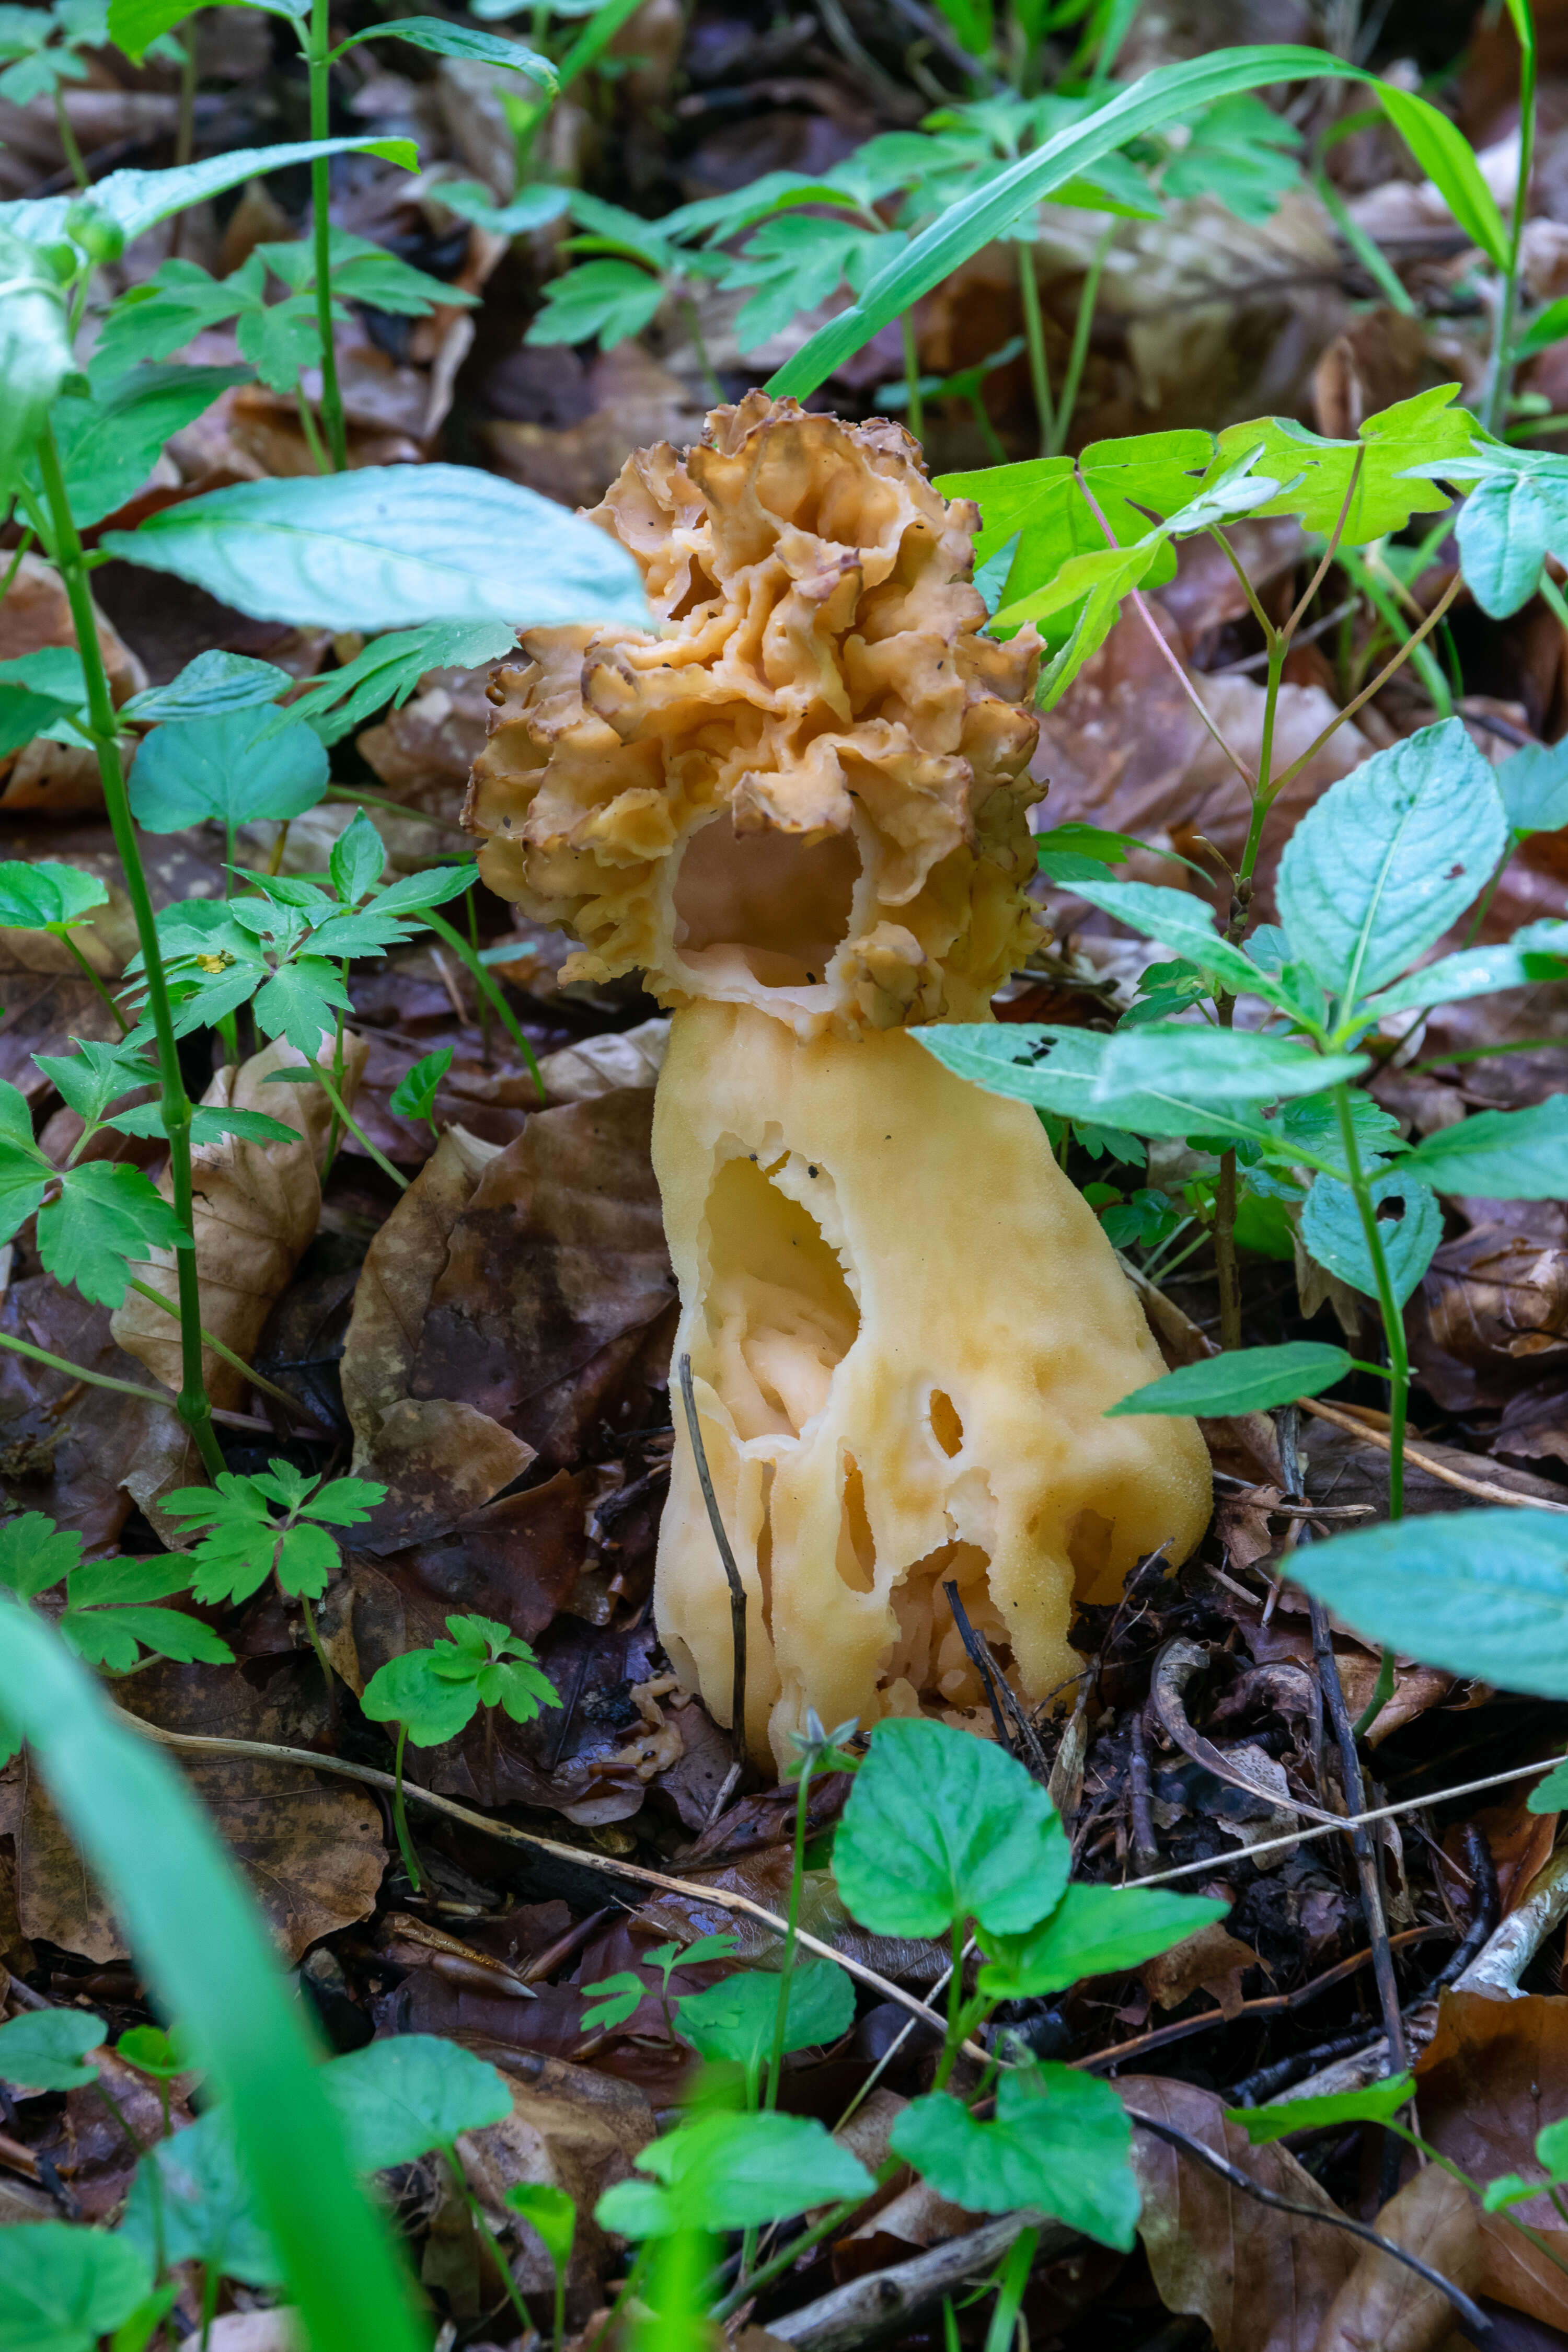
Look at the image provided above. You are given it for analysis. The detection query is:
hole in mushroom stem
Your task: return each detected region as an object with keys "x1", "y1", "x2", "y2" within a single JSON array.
[
  {"x1": 885, "y1": 1544, "x2": 1009, "y2": 1709},
  {"x1": 835, "y1": 1453, "x2": 877, "y2": 1593},
  {"x1": 1066, "y1": 1506, "x2": 1115, "y2": 1600},
  {"x1": 672, "y1": 815, "x2": 860, "y2": 990},
  {"x1": 928, "y1": 1389, "x2": 964, "y2": 1458},
  {"x1": 698, "y1": 1152, "x2": 860, "y2": 1444}
]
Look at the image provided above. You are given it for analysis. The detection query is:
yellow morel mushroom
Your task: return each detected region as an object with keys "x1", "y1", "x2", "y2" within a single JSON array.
[{"x1": 465, "y1": 393, "x2": 1212, "y2": 1769}]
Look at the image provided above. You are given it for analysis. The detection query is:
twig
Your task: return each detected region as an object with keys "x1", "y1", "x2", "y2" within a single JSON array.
[
  {"x1": 944, "y1": 1579, "x2": 1011, "y2": 1749},
  {"x1": 766, "y1": 2211, "x2": 1073, "y2": 2351},
  {"x1": 1125, "y1": 2110, "x2": 1490, "y2": 2337},
  {"x1": 111, "y1": 1713, "x2": 958, "y2": 2045},
  {"x1": 678, "y1": 1351, "x2": 748, "y2": 1770},
  {"x1": 1148, "y1": 1635, "x2": 1341, "y2": 1828},
  {"x1": 1127, "y1": 1709, "x2": 1160, "y2": 1879},
  {"x1": 1298, "y1": 1394, "x2": 1568, "y2": 1512},
  {"x1": 1455, "y1": 1844, "x2": 1568, "y2": 1997}
]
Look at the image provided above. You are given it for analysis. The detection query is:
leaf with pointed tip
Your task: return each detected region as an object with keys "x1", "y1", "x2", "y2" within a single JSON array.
[
  {"x1": 892, "y1": 2065, "x2": 1137, "y2": 2249},
  {"x1": 121, "y1": 650, "x2": 293, "y2": 725},
  {"x1": 0, "y1": 859, "x2": 109, "y2": 930},
  {"x1": 0, "y1": 2007, "x2": 105, "y2": 2092},
  {"x1": 0, "y1": 138, "x2": 417, "y2": 246},
  {"x1": 978, "y1": 1885, "x2": 1231, "y2": 1999},
  {"x1": 1299, "y1": 1168, "x2": 1442, "y2": 1307},
  {"x1": 335, "y1": 16, "x2": 552, "y2": 86},
  {"x1": 1398, "y1": 1096, "x2": 1568, "y2": 1200},
  {"x1": 130, "y1": 706, "x2": 329, "y2": 832},
  {"x1": 1106, "y1": 1341, "x2": 1357, "y2": 1419}
]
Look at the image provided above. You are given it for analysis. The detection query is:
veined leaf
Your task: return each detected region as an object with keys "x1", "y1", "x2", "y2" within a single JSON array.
[
  {"x1": 1299, "y1": 1168, "x2": 1442, "y2": 1307},
  {"x1": 978, "y1": 1885, "x2": 1231, "y2": 2000},
  {"x1": 1210, "y1": 385, "x2": 1479, "y2": 545},
  {"x1": 1106, "y1": 1341, "x2": 1358, "y2": 1418},
  {"x1": 130, "y1": 705, "x2": 329, "y2": 832},
  {"x1": 1359, "y1": 923, "x2": 1568, "y2": 1020},
  {"x1": 1398, "y1": 1096, "x2": 1568, "y2": 1200},
  {"x1": 333, "y1": 16, "x2": 553, "y2": 86},
  {"x1": 121, "y1": 650, "x2": 293, "y2": 725},
  {"x1": 0, "y1": 2226, "x2": 151, "y2": 2352},
  {"x1": 1497, "y1": 740, "x2": 1568, "y2": 835},
  {"x1": 0, "y1": 226, "x2": 73, "y2": 495},
  {"x1": 0, "y1": 138, "x2": 419, "y2": 248},
  {"x1": 1093, "y1": 1025, "x2": 1366, "y2": 1107},
  {"x1": 891, "y1": 2065, "x2": 1137, "y2": 2249},
  {"x1": 102, "y1": 466, "x2": 650, "y2": 632},
  {"x1": 1376, "y1": 85, "x2": 1509, "y2": 265}
]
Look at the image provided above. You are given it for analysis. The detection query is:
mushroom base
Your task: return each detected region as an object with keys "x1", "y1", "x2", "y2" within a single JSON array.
[{"x1": 652, "y1": 1000, "x2": 1212, "y2": 1770}]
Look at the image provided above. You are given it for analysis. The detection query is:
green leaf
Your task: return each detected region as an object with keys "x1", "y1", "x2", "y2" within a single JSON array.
[
  {"x1": 107, "y1": 1103, "x2": 299, "y2": 1149},
  {"x1": 525, "y1": 257, "x2": 667, "y2": 350},
  {"x1": 504, "y1": 2183, "x2": 575, "y2": 2273},
  {"x1": 977, "y1": 1885, "x2": 1230, "y2": 2000},
  {"x1": 285, "y1": 620, "x2": 517, "y2": 745},
  {"x1": 388, "y1": 1046, "x2": 453, "y2": 1127},
  {"x1": 767, "y1": 48, "x2": 1375, "y2": 397},
  {"x1": 129, "y1": 706, "x2": 329, "y2": 832},
  {"x1": 1161, "y1": 91, "x2": 1301, "y2": 222},
  {"x1": 1497, "y1": 740, "x2": 1568, "y2": 835},
  {"x1": 120, "y1": 2107, "x2": 280, "y2": 2288},
  {"x1": 436, "y1": 180, "x2": 571, "y2": 238},
  {"x1": 0, "y1": 2226, "x2": 151, "y2": 2352},
  {"x1": 834, "y1": 1716, "x2": 1068, "y2": 1939},
  {"x1": 1514, "y1": 294, "x2": 1568, "y2": 364},
  {"x1": 1359, "y1": 926, "x2": 1568, "y2": 1020},
  {"x1": 120, "y1": 650, "x2": 292, "y2": 725},
  {"x1": 580, "y1": 1970, "x2": 645, "y2": 2033},
  {"x1": 38, "y1": 1161, "x2": 190, "y2": 1308},
  {"x1": 116, "y1": 2023, "x2": 185, "y2": 2080},
  {"x1": 1288, "y1": 1508, "x2": 1568, "y2": 1699},
  {"x1": 252, "y1": 961, "x2": 355, "y2": 1057},
  {"x1": 1093, "y1": 1026, "x2": 1367, "y2": 1110},
  {"x1": 1105, "y1": 1341, "x2": 1357, "y2": 1419},
  {"x1": 596, "y1": 2111, "x2": 874, "y2": 2241},
  {"x1": 374, "y1": 862, "x2": 482, "y2": 915},
  {"x1": 62, "y1": 1603, "x2": 234, "y2": 1671},
  {"x1": 43, "y1": 364, "x2": 248, "y2": 528},
  {"x1": 0, "y1": 1511, "x2": 82, "y2": 1600},
  {"x1": 1213, "y1": 387, "x2": 1478, "y2": 546},
  {"x1": 0, "y1": 1611, "x2": 424, "y2": 2352},
  {"x1": 0, "y1": 139, "x2": 417, "y2": 249},
  {"x1": 891, "y1": 2064, "x2": 1137, "y2": 2250},
  {"x1": 1225, "y1": 2071, "x2": 1415, "y2": 2143},
  {"x1": 912, "y1": 1022, "x2": 1275, "y2": 1147},
  {"x1": 1454, "y1": 453, "x2": 1568, "y2": 618},
  {"x1": 362, "y1": 1647, "x2": 481, "y2": 1746},
  {"x1": 325, "y1": 2036, "x2": 513, "y2": 2170},
  {"x1": 102, "y1": 465, "x2": 650, "y2": 633},
  {"x1": 337, "y1": 16, "x2": 553, "y2": 85},
  {"x1": 1066, "y1": 880, "x2": 1305, "y2": 1011},
  {"x1": 1376, "y1": 86, "x2": 1509, "y2": 264},
  {"x1": 0, "y1": 858, "x2": 106, "y2": 930},
  {"x1": 0, "y1": 2007, "x2": 106, "y2": 2091},
  {"x1": 676, "y1": 1958, "x2": 855, "y2": 2068},
  {"x1": 329, "y1": 810, "x2": 386, "y2": 906},
  {"x1": 1397, "y1": 1096, "x2": 1568, "y2": 1200},
  {"x1": 1300, "y1": 1168, "x2": 1441, "y2": 1308},
  {"x1": 1275, "y1": 719, "x2": 1507, "y2": 1006},
  {"x1": 0, "y1": 227, "x2": 73, "y2": 497},
  {"x1": 36, "y1": 1040, "x2": 155, "y2": 1128}
]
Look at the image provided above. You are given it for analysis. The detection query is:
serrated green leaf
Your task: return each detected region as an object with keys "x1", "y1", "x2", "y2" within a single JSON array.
[
  {"x1": 0, "y1": 857, "x2": 106, "y2": 931},
  {"x1": 1397, "y1": 1095, "x2": 1568, "y2": 1200},
  {"x1": 286, "y1": 621, "x2": 516, "y2": 745},
  {"x1": 978, "y1": 1884, "x2": 1230, "y2": 1999},
  {"x1": 1106, "y1": 1341, "x2": 1357, "y2": 1419},
  {"x1": 1066, "y1": 880, "x2": 1305, "y2": 1011},
  {"x1": 62, "y1": 1604, "x2": 234, "y2": 1670},
  {"x1": 37, "y1": 1161, "x2": 190, "y2": 1308},
  {"x1": 1454, "y1": 455, "x2": 1568, "y2": 618},
  {"x1": 102, "y1": 466, "x2": 650, "y2": 633},
  {"x1": 1275, "y1": 718, "x2": 1507, "y2": 1006},
  {"x1": 129, "y1": 705, "x2": 329, "y2": 832},
  {"x1": 525, "y1": 257, "x2": 667, "y2": 350},
  {"x1": 34, "y1": 1039, "x2": 153, "y2": 1126},
  {"x1": 329, "y1": 811, "x2": 387, "y2": 906},
  {"x1": 251, "y1": 961, "x2": 354, "y2": 1057},
  {"x1": 892, "y1": 2065, "x2": 1137, "y2": 2249},
  {"x1": 1212, "y1": 386, "x2": 1478, "y2": 544},
  {"x1": 361, "y1": 1648, "x2": 480, "y2": 1745},
  {"x1": 388, "y1": 1046, "x2": 453, "y2": 1126},
  {"x1": 835, "y1": 1716, "x2": 1068, "y2": 1939},
  {"x1": 1300, "y1": 1168, "x2": 1442, "y2": 1307}
]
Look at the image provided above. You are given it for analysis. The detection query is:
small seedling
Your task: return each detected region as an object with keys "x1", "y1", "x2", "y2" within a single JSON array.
[
  {"x1": 162, "y1": 1462, "x2": 382, "y2": 1691},
  {"x1": 388, "y1": 1045, "x2": 455, "y2": 1142}
]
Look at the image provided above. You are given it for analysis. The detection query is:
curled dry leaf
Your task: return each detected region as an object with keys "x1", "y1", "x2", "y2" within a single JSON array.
[
  {"x1": 340, "y1": 1124, "x2": 538, "y2": 1547},
  {"x1": 110, "y1": 1032, "x2": 370, "y2": 1409}
]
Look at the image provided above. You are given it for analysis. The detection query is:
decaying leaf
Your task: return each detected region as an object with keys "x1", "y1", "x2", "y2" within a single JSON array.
[
  {"x1": 110, "y1": 1033, "x2": 370, "y2": 1409},
  {"x1": 0, "y1": 555, "x2": 144, "y2": 817}
]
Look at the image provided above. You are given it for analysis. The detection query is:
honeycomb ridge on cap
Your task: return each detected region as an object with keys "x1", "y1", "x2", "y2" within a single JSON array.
[{"x1": 464, "y1": 392, "x2": 1046, "y2": 1039}]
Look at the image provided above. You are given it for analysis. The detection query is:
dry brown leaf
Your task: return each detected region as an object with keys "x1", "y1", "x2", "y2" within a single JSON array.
[
  {"x1": 406, "y1": 1088, "x2": 677, "y2": 1469},
  {"x1": 1142, "y1": 1923, "x2": 1264, "y2": 2016},
  {"x1": 480, "y1": 344, "x2": 708, "y2": 511},
  {"x1": 1123, "y1": 2074, "x2": 1357, "y2": 2351},
  {"x1": 1415, "y1": 1991, "x2": 1568, "y2": 2241},
  {"x1": 340, "y1": 1123, "x2": 535, "y2": 1543},
  {"x1": 0, "y1": 1271, "x2": 177, "y2": 1548},
  {"x1": 456, "y1": 2051, "x2": 656, "y2": 2321},
  {"x1": 1310, "y1": 2162, "x2": 1480, "y2": 2352},
  {"x1": 110, "y1": 1031, "x2": 368, "y2": 1408},
  {"x1": 357, "y1": 662, "x2": 503, "y2": 817},
  {"x1": 0, "y1": 556, "x2": 144, "y2": 816}
]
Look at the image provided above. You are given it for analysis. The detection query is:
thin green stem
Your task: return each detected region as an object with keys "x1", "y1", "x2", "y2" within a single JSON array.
[
  {"x1": 1016, "y1": 239, "x2": 1053, "y2": 456},
  {"x1": 124, "y1": 1277, "x2": 311, "y2": 1419},
  {"x1": 52, "y1": 83, "x2": 89, "y2": 190},
  {"x1": 321, "y1": 986, "x2": 348, "y2": 1181},
  {"x1": 679, "y1": 293, "x2": 724, "y2": 405},
  {"x1": 901, "y1": 313, "x2": 924, "y2": 442},
  {"x1": 0, "y1": 529, "x2": 34, "y2": 603},
  {"x1": 1235, "y1": 633, "x2": 1290, "y2": 896},
  {"x1": 1461, "y1": 842, "x2": 1517, "y2": 948},
  {"x1": 296, "y1": 1591, "x2": 335, "y2": 1691},
  {"x1": 1331, "y1": 1081, "x2": 1408, "y2": 1523},
  {"x1": 446, "y1": 2150, "x2": 535, "y2": 2338},
  {"x1": 467, "y1": 886, "x2": 491, "y2": 1064},
  {"x1": 0, "y1": 1324, "x2": 174, "y2": 1404},
  {"x1": 765, "y1": 1760, "x2": 815, "y2": 2112},
  {"x1": 1270, "y1": 572, "x2": 1464, "y2": 799},
  {"x1": 304, "y1": 0, "x2": 348, "y2": 471},
  {"x1": 1482, "y1": 0, "x2": 1538, "y2": 435},
  {"x1": 34, "y1": 423, "x2": 223, "y2": 1481},
  {"x1": 390, "y1": 1723, "x2": 423, "y2": 1890},
  {"x1": 322, "y1": 785, "x2": 469, "y2": 833},
  {"x1": 294, "y1": 377, "x2": 329, "y2": 475},
  {"x1": 312, "y1": 1062, "x2": 408, "y2": 1189},
  {"x1": 1047, "y1": 221, "x2": 1112, "y2": 458},
  {"x1": 710, "y1": 2161, "x2": 902, "y2": 2323},
  {"x1": 421, "y1": 906, "x2": 546, "y2": 1102},
  {"x1": 57, "y1": 927, "x2": 130, "y2": 1033},
  {"x1": 965, "y1": 390, "x2": 1008, "y2": 464}
]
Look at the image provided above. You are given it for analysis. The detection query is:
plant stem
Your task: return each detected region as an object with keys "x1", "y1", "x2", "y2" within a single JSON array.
[
  {"x1": 390, "y1": 1723, "x2": 423, "y2": 1889},
  {"x1": 304, "y1": 0, "x2": 349, "y2": 471},
  {"x1": 294, "y1": 378, "x2": 329, "y2": 475},
  {"x1": 765, "y1": 1758, "x2": 815, "y2": 2112},
  {"x1": 52, "y1": 84, "x2": 89, "y2": 190},
  {"x1": 1331, "y1": 1082, "x2": 1409, "y2": 1522},
  {"x1": 34, "y1": 424, "x2": 223, "y2": 1481},
  {"x1": 312, "y1": 1063, "x2": 408, "y2": 1189},
  {"x1": 1, "y1": 528, "x2": 35, "y2": 603},
  {"x1": 0, "y1": 1324, "x2": 175, "y2": 1404},
  {"x1": 1461, "y1": 841, "x2": 1517, "y2": 947},
  {"x1": 1482, "y1": 0, "x2": 1538, "y2": 435},
  {"x1": 1016, "y1": 238, "x2": 1053, "y2": 456},
  {"x1": 446, "y1": 2150, "x2": 535, "y2": 2338},
  {"x1": 421, "y1": 906, "x2": 546, "y2": 1101},
  {"x1": 680, "y1": 293, "x2": 724, "y2": 405},
  {"x1": 322, "y1": 784, "x2": 470, "y2": 833},
  {"x1": 297, "y1": 1591, "x2": 335, "y2": 1691},
  {"x1": 125, "y1": 1277, "x2": 314, "y2": 1417},
  {"x1": 901, "y1": 313, "x2": 924, "y2": 441},
  {"x1": 466, "y1": 886, "x2": 491, "y2": 1065},
  {"x1": 57, "y1": 928, "x2": 130, "y2": 1032},
  {"x1": 1047, "y1": 221, "x2": 1112, "y2": 458}
]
